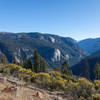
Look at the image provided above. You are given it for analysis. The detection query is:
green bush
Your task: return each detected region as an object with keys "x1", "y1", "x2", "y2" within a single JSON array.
[
  {"x1": 35, "y1": 72, "x2": 51, "y2": 88},
  {"x1": 94, "y1": 80, "x2": 100, "y2": 90},
  {"x1": 49, "y1": 71, "x2": 67, "y2": 90},
  {"x1": 1, "y1": 64, "x2": 35, "y2": 83},
  {"x1": 61, "y1": 74, "x2": 77, "y2": 82},
  {"x1": 0, "y1": 63, "x2": 100, "y2": 99},
  {"x1": 92, "y1": 94, "x2": 100, "y2": 100},
  {"x1": 65, "y1": 78, "x2": 94, "y2": 99},
  {"x1": 49, "y1": 71, "x2": 61, "y2": 78},
  {"x1": 51, "y1": 77, "x2": 67, "y2": 90}
]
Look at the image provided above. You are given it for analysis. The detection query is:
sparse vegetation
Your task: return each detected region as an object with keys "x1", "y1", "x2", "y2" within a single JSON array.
[
  {"x1": 0, "y1": 50, "x2": 99, "y2": 100},
  {"x1": 0, "y1": 63, "x2": 99, "y2": 100},
  {"x1": 0, "y1": 54, "x2": 8, "y2": 64}
]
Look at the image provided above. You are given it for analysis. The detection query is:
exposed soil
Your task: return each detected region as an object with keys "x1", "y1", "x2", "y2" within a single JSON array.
[{"x1": 0, "y1": 74, "x2": 66, "y2": 100}]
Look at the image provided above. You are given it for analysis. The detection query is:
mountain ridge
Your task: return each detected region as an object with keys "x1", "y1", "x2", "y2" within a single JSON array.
[
  {"x1": 0, "y1": 32, "x2": 86, "y2": 68},
  {"x1": 78, "y1": 37, "x2": 100, "y2": 54}
]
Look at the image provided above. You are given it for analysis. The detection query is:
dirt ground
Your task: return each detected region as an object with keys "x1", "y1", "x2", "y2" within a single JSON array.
[{"x1": 0, "y1": 75, "x2": 66, "y2": 100}]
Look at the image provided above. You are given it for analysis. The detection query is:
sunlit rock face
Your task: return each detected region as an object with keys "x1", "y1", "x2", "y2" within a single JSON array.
[
  {"x1": 0, "y1": 32, "x2": 87, "y2": 67},
  {"x1": 52, "y1": 49, "x2": 61, "y2": 62},
  {"x1": 50, "y1": 36, "x2": 55, "y2": 43}
]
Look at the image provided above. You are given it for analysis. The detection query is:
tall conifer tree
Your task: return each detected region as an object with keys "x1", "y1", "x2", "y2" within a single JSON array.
[
  {"x1": 33, "y1": 50, "x2": 40, "y2": 73},
  {"x1": 94, "y1": 62, "x2": 100, "y2": 79},
  {"x1": 40, "y1": 57, "x2": 47, "y2": 72},
  {"x1": 61, "y1": 61, "x2": 68, "y2": 74},
  {"x1": 82, "y1": 58, "x2": 90, "y2": 80},
  {"x1": 23, "y1": 58, "x2": 32, "y2": 70},
  {"x1": 61, "y1": 61, "x2": 72, "y2": 76}
]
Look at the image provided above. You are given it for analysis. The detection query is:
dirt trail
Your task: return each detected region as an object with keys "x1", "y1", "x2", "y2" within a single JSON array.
[{"x1": 0, "y1": 75, "x2": 66, "y2": 100}]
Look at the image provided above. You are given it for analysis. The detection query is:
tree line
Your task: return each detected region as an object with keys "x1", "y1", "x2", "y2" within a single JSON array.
[
  {"x1": 0, "y1": 50, "x2": 72, "y2": 76},
  {"x1": 82, "y1": 58, "x2": 100, "y2": 80},
  {"x1": 13, "y1": 50, "x2": 47, "y2": 73},
  {"x1": 0, "y1": 50, "x2": 100, "y2": 79}
]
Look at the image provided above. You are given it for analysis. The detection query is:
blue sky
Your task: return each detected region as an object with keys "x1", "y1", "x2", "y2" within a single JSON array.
[{"x1": 0, "y1": 0, "x2": 100, "y2": 40}]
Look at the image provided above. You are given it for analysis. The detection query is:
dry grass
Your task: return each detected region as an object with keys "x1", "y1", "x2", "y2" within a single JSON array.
[{"x1": 0, "y1": 75, "x2": 65, "y2": 100}]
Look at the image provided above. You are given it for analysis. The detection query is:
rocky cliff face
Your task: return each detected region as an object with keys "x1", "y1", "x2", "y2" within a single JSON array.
[{"x1": 0, "y1": 32, "x2": 86, "y2": 67}]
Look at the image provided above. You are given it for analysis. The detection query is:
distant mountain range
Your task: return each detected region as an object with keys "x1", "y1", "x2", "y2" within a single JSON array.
[
  {"x1": 71, "y1": 38, "x2": 100, "y2": 79},
  {"x1": 0, "y1": 32, "x2": 86, "y2": 68},
  {"x1": 78, "y1": 38, "x2": 100, "y2": 54},
  {"x1": 1, "y1": 32, "x2": 100, "y2": 79}
]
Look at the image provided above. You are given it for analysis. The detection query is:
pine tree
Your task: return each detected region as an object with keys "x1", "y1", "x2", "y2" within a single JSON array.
[
  {"x1": 19, "y1": 56, "x2": 23, "y2": 66},
  {"x1": 61, "y1": 61, "x2": 68, "y2": 74},
  {"x1": 40, "y1": 57, "x2": 47, "y2": 72},
  {"x1": 13, "y1": 59, "x2": 17, "y2": 64},
  {"x1": 33, "y1": 50, "x2": 40, "y2": 73},
  {"x1": 33, "y1": 50, "x2": 47, "y2": 73},
  {"x1": 82, "y1": 58, "x2": 90, "y2": 80},
  {"x1": 23, "y1": 58, "x2": 32, "y2": 70},
  {"x1": 94, "y1": 62, "x2": 100, "y2": 79},
  {"x1": 61, "y1": 61, "x2": 72, "y2": 76}
]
